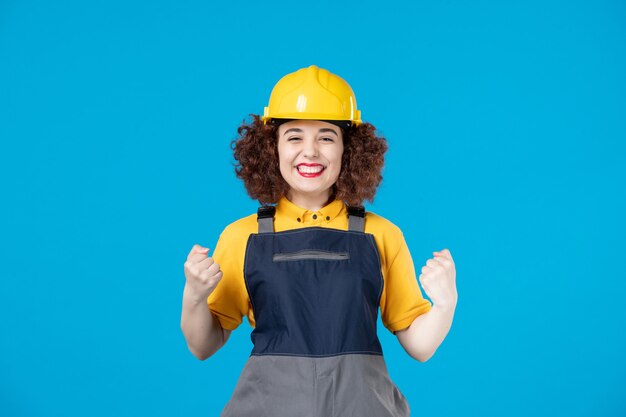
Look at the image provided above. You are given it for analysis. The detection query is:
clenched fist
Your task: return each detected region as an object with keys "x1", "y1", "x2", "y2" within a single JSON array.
[
  {"x1": 419, "y1": 248, "x2": 457, "y2": 311},
  {"x1": 183, "y1": 244, "x2": 224, "y2": 300}
]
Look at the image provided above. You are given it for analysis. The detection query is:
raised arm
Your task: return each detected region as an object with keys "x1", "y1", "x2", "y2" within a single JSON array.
[
  {"x1": 180, "y1": 244, "x2": 231, "y2": 360},
  {"x1": 396, "y1": 249, "x2": 458, "y2": 362}
]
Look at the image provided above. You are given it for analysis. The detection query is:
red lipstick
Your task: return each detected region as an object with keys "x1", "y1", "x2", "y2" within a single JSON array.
[{"x1": 296, "y1": 163, "x2": 325, "y2": 178}]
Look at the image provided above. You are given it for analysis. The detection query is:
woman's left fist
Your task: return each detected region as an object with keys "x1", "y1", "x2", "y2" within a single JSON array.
[{"x1": 419, "y1": 248, "x2": 457, "y2": 310}]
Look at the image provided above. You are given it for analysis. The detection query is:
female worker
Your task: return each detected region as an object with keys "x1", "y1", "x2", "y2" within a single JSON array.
[{"x1": 181, "y1": 65, "x2": 458, "y2": 417}]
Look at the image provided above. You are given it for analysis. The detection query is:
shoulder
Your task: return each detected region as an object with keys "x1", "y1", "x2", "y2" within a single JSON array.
[
  {"x1": 219, "y1": 212, "x2": 258, "y2": 242},
  {"x1": 364, "y1": 210, "x2": 403, "y2": 238},
  {"x1": 363, "y1": 210, "x2": 408, "y2": 270}
]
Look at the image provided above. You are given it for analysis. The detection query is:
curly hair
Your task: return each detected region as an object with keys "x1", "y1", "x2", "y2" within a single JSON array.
[{"x1": 230, "y1": 114, "x2": 388, "y2": 207}]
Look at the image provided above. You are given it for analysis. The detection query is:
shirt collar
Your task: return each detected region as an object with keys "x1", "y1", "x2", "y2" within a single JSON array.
[{"x1": 276, "y1": 195, "x2": 345, "y2": 224}]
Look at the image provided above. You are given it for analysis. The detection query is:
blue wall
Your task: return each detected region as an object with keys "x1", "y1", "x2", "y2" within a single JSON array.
[{"x1": 1, "y1": 1, "x2": 624, "y2": 416}]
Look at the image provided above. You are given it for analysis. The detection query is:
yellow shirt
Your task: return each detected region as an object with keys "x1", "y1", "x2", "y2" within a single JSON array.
[{"x1": 207, "y1": 196, "x2": 432, "y2": 335}]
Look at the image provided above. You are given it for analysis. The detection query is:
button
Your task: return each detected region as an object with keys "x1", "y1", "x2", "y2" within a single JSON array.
[
  {"x1": 297, "y1": 217, "x2": 301, "y2": 222},
  {"x1": 312, "y1": 214, "x2": 317, "y2": 219},
  {"x1": 326, "y1": 216, "x2": 330, "y2": 221}
]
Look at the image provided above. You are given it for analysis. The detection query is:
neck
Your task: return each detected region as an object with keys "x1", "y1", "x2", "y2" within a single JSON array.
[{"x1": 286, "y1": 190, "x2": 334, "y2": 212}]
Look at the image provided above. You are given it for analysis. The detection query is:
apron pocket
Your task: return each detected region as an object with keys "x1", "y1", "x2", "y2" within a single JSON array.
[{"x1": 273, "y1": 250, "x2": 350, "y2": 262}]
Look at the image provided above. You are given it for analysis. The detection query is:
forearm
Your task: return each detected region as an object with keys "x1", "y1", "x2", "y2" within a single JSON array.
[
  {"x1": 180, "y1": 284, "x2": 224, "y2": 360},
  {"x1": 397, "y1": 304, "x2": 456, "y2": 362}
]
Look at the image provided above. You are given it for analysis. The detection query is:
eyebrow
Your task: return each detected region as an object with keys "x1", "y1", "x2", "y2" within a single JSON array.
[{"x1": 283, "y1": 127, "x2": 338, "y2": 137}]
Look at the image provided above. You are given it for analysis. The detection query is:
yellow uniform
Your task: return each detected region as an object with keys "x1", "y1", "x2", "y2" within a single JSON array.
[{"x1": 208, "y1": 196, "x2": 431, "y2": 334}]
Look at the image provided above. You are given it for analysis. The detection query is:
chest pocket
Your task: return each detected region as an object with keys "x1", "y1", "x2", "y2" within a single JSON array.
[{"x1": 272, "y1": 249, "x2": 350, "y2": 262}]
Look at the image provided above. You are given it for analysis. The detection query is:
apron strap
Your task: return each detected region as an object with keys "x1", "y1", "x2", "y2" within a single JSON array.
[
  {"x1": 257, "y1": 206, "x2": 276, "y2": 233},
  {"x1": 257, "y1": 204, "x2": 366, "y2": 233},
  {"x1": 347, "y1": 205, "x2": 365, "y2": 232}
]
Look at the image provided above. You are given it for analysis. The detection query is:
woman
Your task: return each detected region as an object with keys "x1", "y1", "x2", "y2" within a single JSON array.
[{"x1": 181, "y1": 65, "x2": 458, "y2": 417}]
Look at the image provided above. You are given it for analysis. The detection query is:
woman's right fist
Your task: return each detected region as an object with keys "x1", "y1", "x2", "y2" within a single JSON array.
[{"x1": 183, "y1": 244, "x2": 223, "y2": 299}]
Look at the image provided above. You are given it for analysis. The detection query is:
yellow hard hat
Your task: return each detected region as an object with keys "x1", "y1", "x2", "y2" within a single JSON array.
[{"x1": 262, "y1": 65, "x2": 362, "y2": 128}]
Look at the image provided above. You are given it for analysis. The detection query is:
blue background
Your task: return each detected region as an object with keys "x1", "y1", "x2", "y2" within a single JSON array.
[{"x1": 1, "y1": 1, "x2": 625, "y2": 416}]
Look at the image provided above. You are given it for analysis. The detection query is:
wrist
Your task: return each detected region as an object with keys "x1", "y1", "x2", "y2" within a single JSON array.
[{"x1": 183, "y1": 284, "x2": 212, "y2": 305}]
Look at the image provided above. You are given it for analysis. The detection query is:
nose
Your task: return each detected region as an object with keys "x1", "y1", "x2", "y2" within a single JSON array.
[{"x1": 302, "y1": 137, "x2": 319, "y2": 158}]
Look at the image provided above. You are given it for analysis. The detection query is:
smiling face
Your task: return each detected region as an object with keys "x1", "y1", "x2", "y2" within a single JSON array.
[{"x1": 277, "y1": 119, "x2": 344, "y2": 208}]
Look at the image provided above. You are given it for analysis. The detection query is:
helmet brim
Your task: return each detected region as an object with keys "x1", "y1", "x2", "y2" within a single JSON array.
[{"x1": 268, "y1": 118, "x2": 353, "y2": 130}]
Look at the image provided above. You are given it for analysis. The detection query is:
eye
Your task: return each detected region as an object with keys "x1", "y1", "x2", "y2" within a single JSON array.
[
  {"x1": 320, "y1": 137, "x2": 334, "y2": 142},
  {"x1": 287, "y1": 137, "x2": 301, "y2": 141}
]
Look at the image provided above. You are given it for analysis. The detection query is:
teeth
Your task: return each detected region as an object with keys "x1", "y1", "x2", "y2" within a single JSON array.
[{"x1": 297, "y1": 165, "x2": 324, "y2": 174}]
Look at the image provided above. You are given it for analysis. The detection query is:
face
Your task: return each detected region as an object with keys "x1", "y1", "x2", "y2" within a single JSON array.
[{"x1": 277, "y1": 119, "x2": 344, "y2": 203}]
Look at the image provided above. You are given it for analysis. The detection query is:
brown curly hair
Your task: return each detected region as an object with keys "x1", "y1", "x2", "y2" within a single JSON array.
[{"x1": 230, "y1": 114, "x2": 388, "y2": 207}]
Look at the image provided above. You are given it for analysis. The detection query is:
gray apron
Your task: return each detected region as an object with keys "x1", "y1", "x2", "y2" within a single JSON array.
[{"x1": 220, "y1": 205, "x2": 411, "y2": 417}]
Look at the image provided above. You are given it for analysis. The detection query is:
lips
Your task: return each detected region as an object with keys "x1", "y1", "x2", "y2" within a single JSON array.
[{"x1": 296, "y1": 163, "x2": 325, "y2": 177}]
